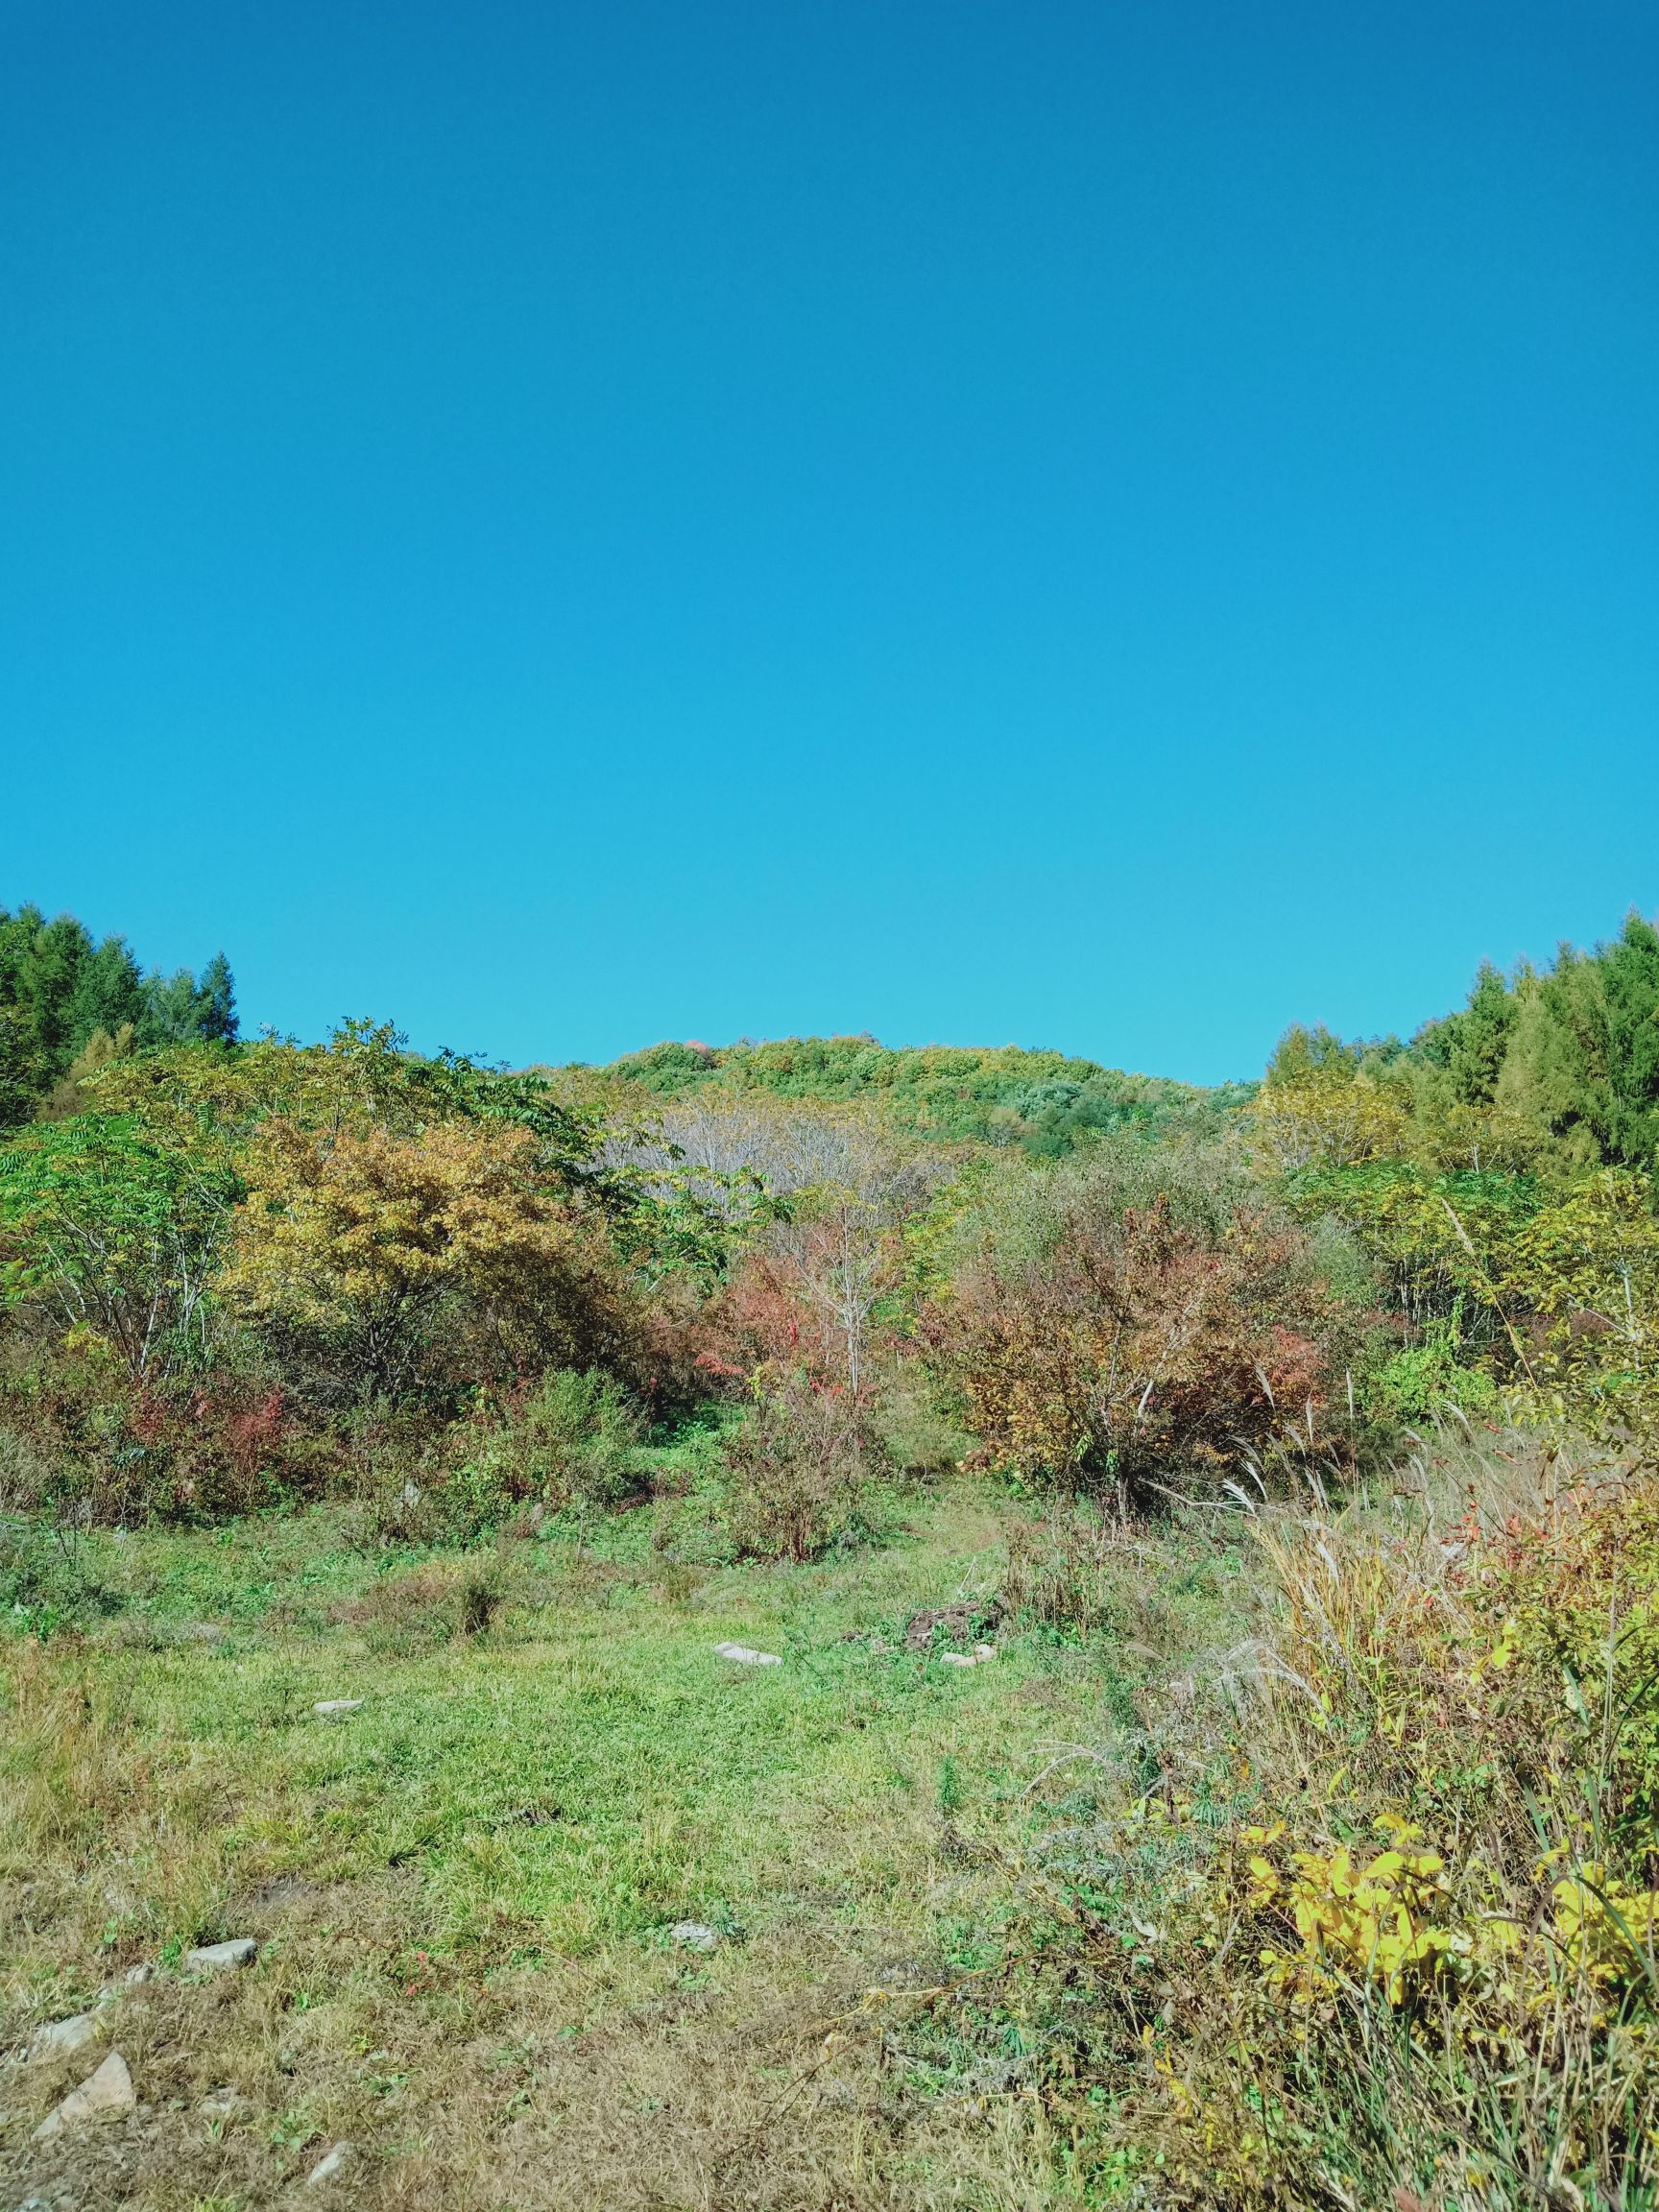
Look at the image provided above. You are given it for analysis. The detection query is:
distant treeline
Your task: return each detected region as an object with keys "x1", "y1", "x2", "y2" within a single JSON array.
[
  {"x1": 576, "y1": 1035, "x2": 1254, "y2": 1155},
  {"x1": 2, "y1": 893, "x2": 1659, "y2": 1531},
  {"x1": 570, "y1": 911, "x2": 1659, "y2": 1173},
  {"x1": 8, "y1": 893, "x2": 1658, "y2": 1175},
  {"x1": 0, "y1": 902, "x2": 237, "y2": 1125},
  {"x1": 1271, "y1": 907, "x2": 1659, "y2": 1176}
]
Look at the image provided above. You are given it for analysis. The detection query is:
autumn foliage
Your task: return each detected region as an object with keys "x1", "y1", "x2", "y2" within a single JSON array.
[
  {"x1": 224, "y1": 1115, "x2": 644, "y2": 1398},
  {"x1": 926, "y1": 1175, "x2": 1360, "y2": 1499}
]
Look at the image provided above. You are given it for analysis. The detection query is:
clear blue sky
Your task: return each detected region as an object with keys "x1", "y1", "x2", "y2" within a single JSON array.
[{"x1": 2, "y1": 2, "x2": 1655, "y2": 1081}]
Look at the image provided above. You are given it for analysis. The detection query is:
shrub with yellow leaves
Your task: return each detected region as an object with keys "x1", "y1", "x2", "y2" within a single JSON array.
[
  {"x1": 1243, "y1": 1815, "x2": 1455, "y2": 2007},
  {"x1": 223, "y1": 1115, "x2": 647, "y2": 1399},
  {"x1": 918, "y1": 1427, "x2": 1659, "y2": 2209}
]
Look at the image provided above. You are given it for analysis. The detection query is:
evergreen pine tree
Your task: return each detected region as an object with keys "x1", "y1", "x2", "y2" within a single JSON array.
[
  {"x1": 1597, "y1": 911, "x2": 1659, "y2": 1165},
  {"x1": 1414, "y1": 960, "x2": 1518, "y2": 1107},
  {"x1": 1494, "y1": 949, "x2": 1614, "y2": 1170},
  {"x1": 195, "y1": 951, "x2": 238, "y2": 1044},
  {"x1": 64, "y1": 934, "x2": 146, "y2": 1054},
  {"x1": 141, "y1": 966, "x2": 210, "y2": 1046},
  {"x1": 15, "y1": 911, "x2": 93, "y2": 1068}
]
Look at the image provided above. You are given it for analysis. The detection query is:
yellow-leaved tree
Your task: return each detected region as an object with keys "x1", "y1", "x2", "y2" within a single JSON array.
[
  {"x1": 222, "y1": 1115, "x2": 641, "y2": 1398},
  {"x1": 1498, "y1": 1168, "x2": 1659, "y2": 1436}
]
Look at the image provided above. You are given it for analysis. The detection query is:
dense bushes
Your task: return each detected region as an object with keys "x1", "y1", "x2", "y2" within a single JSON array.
[
  {"x1": 0, "y1": 1022, "x2": 691, "y2": 1523},
  {"x1": 0, "y1": 1113, "x2": 241, "y2": 1380},
  {"x1": 339, "y1": 1368, "x2": 650, "y2": 1547},
  {"x1": 1261, "y1": 1087, "x2": 1659, "y2": 1445},
  {"x1": 224, "y1": 1115, "x2": 652, "y2": 1402},
  {"x1": 0, "y1": 1328, "x2": 323, "y2": 1523},
  {"x1": 923, "y1": 1144, "x2": 1382, "y2": 1503},
  {"x1": 1141, "y1": 1432, "x2": 1659, "y2": 2204},
  {"x1": 588, "y1": 1034, "x2": 1247, "y2": 1155},
  {"x1": 854, "y1": 1427, "x2": 1659, "y2": 2206},
  {"x1": 8, "y1": 900, "x2": 1659, "y2": 1550}
]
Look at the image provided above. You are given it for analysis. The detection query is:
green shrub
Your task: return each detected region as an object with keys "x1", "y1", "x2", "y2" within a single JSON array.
[
  {"x1": 506, "y1": 1368, "x2": 645, "y2": 1506},
  {"x1": 405, "y1": 1370, "x2": 649, "y2": 1544},
  {"x1": 719, "y1": 1379, "x2": 883, "y2": 1561},
  {"x1": 1370, "y1": 1303, "x2": 1503, "y2": 1427},
  {"x1": 0, "y1": 1497, "x2": 117, "y2": 1635},
  {"x1": 1000, "y1": 1500, "x2": 1124, "y2": 1637},
  {"x1": 0, "y1": 1419, "x2": 61, "y2": 1512},
  {"x1": 871, "y1": 1377, "x2": 968, "y2": 1477}
]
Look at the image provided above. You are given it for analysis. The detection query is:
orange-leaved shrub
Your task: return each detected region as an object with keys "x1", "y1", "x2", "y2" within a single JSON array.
[{"x1": 922, "y1": 1145, "x2": 1375, "y2": 1500}]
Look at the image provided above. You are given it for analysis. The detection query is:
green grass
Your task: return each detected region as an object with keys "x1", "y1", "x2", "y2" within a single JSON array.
[{"x1": 1, "y1": 1482, "x2": 1222, "y2": 2209}]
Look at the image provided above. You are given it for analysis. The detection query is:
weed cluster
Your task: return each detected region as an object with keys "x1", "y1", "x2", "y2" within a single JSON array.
[{"x1": 884, "y1": 1427, "x2": 1659, "y2": 2206}]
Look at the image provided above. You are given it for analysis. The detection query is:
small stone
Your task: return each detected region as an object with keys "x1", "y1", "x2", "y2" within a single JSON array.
[
  {"x1": 713, "y1": 1642, "x2": 781, "y2": 1667},
  {"x1": 96, "y1": 1961, "x2": 153, "y2": 2008},
  {"x1": 306, "y1": 2141, "x2": 356, "y2": 2187},
  {"x1": 198, "y1": 2085, "x2": 252, "y2": 2122},
  {"x1": 666, "y1": 1920, "x2": 720, "y2": 1952},
  {"x1": 974, "y1": 1643, "x2": 998, "y2": 1660},
  {"x1": 23, "y1": 2014, "x2": 100, "y2": 2063},
  {"x1": 182, "y1": 1938, "x2": 257, "y2": 1974},
  {"x1": 938, "y1": 1651, "x2": 976, "y2": 1669},
  {"x1": 313, "y1": 1698, "x2": 364, "y2": 1718},
  {"x1": 33, "y1": 2050, "x2": 135, "y2": 2140}
]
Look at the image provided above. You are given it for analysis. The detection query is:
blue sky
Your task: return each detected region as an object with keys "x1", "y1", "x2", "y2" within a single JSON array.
[{"x1": 2, "y1": 2, "x2": 1655, "y2": 1081}]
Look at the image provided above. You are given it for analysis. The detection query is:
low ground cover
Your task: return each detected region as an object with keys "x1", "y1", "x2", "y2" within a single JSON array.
[
  {"x1": 0, "y1": 1480, "x2": 1237, "y2": 2209},
  {"x1": 8, "y1": 1429, "x2": 1658, "y2": 2208}
]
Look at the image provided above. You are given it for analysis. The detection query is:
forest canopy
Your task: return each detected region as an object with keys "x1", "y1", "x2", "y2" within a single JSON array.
[{"x1": 0, "y1": 902, "x2": 236, "y2": 1127}]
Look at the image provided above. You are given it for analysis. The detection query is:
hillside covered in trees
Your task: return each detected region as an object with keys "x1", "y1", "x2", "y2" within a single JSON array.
[
  {"x1": 573, "y1": 1035, "x2": 1251, "y2": 1155},
  {"x1": 580, "y1": 907, "x2": 1659, "y2": 1177},
  {"x1": 5, "y1": 901, "x2": 1659, "y2": 2209},
  {"x1": 0, "y1": 902, "x2": 236, "y2": 1127}
]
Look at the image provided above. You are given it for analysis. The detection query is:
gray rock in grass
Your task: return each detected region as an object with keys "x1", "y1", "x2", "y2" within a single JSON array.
[
  {"x1": 22, "y1": 2013, "x2": 100, "y2": 2064},
  {"x1": 713, "y1": 1642, "x2": 781, "y2": 1667},
  {"x1": 33, "y1": 2050, "x2": 135, "y2": 2140},
  {"x1": 182, "y1": 1937, "x2": 257, "y2": 1974},
  {"x1": 199, "y1": 2085, "x2": 252, "y2": 2122},
  {"x1": 95, "y1": 1961, "x2": 153, "y2": 2008},
  {"x1": 313, "y1": 1698, "x2": 364, "y2": 1719},
  {"x1": 306, "y1": 2141, "x2": 357, "y2": 2186},
  {"x1": 666, "y1": 1920, "x2": 720, "y2": 1952}
]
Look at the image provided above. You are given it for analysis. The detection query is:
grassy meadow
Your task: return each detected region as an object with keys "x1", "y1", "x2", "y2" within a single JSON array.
[
  {"x1": 4, "y1": 1471, "x2": 1241, "y2": 2209},
  {"x1": 7, "y1": 907, "x2": 1659, "y2": 2206}
]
